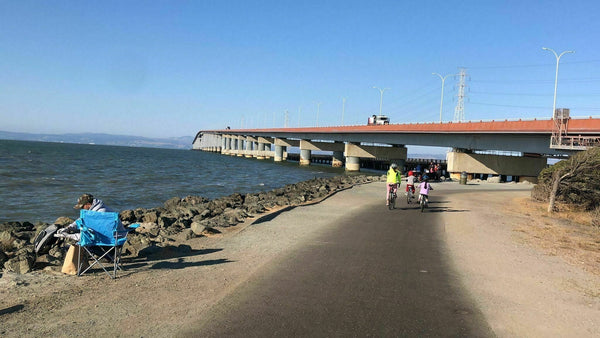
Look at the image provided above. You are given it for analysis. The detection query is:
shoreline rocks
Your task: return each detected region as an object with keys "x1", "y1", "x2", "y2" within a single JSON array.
[{"x1": 1, "y1": 174, "x2": 381, "y2": 274}]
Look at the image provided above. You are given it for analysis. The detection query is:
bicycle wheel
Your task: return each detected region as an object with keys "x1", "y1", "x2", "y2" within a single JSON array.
[
  {"x1": 389, "y1": 190, "x2": 396, "y2": 210},
  {"x1": 420, "y1": 197, "x2": 425, "y2": 212},
  {"x1": 406, "y1": 190, "x2": 411, "y2": 204}
]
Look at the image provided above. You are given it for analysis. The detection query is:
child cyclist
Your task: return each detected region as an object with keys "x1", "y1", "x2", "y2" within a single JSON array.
[
  {"x1": 417, "y1": 177, "x2": 434, "y2": 205},
  {"x1": 406, "y1": 170, "x2": 416, "y2": 200},
  {"x1": 386, "y1": 163, "x2": 402, "y2": 206}
]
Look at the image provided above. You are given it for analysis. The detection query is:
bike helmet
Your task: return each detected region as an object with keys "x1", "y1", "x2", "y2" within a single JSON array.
[
  {"x1": 390, "y1": 163, "x2": 398, "y2": 169},
  {"x1": 408, "y1": 170, "x2": 413, "y2": 176}
]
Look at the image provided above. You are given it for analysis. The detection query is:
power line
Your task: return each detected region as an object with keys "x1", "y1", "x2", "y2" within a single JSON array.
[
  {"x1": 471, "y1": 91, "x2": 551, "y2": 97},
  {"x1": 471, "y1": 77, "x2": 600, "y2": 84},
  {"x1": 466, "y1": 59, "x2": 600, "y2": 70},
  {"x1": 471, "y1": 90, "x2": 600, "y2": 97},
  {"x1": 470, "y1": 102, "x2": 600, "y2": 111},
  {"x1": 470, "y1": 102, "x2": 548, "y2": 109}
]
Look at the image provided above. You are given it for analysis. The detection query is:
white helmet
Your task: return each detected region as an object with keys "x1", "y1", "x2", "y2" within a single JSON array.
[{"x1": 390, "y1": 163, "x2": 398, "y2": 169}]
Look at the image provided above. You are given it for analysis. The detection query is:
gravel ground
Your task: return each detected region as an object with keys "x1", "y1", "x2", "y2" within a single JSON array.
[{"x1": 0, "y1": 181, "x2": 598, "y2": 337}]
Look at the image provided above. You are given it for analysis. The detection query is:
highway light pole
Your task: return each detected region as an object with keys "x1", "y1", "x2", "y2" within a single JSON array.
[
  {"x1": 542, "y1": 47, "x2": 574, "y2": 117},
  {"x1": 315, "y1": 102, "x2": 322, "y2": 127},
  {"x1": 373, "y1": 86, "x2": 389, "y2": 115},
  {"x1": 432, "y1": 73, "x2": 456, "y2": 123},
  {"x1": 341, "y1": 97, "x2": 346, "y2": 125}
]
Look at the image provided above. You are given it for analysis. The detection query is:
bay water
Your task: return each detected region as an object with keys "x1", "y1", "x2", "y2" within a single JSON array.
[{"x1": 0, "y1": 139, "x2": 354, "y2": 224}]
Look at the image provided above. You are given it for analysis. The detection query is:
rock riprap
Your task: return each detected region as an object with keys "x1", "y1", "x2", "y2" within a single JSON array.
[{"x1": 1, "y1": 175, "x2": 381, "y2": 274}]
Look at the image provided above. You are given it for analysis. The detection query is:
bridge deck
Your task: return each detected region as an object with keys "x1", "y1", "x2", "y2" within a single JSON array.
[
  {"x1": 198, "y1": 117, "x2": 600, "y2": 156},
  {"x1": 208, "y1": 117, "x2": 600, "y2": 134}
]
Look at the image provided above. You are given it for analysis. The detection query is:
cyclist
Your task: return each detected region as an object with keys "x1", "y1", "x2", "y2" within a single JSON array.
[
  {"x1": 406, "y1": 170, "x2": 416, "y2": 197},
  {"x1": 386, "y1": 163, "x2": 401, "y2": 206},
  {"x1": 417, "y1": 177, "x2": 433, "y2": 205}
]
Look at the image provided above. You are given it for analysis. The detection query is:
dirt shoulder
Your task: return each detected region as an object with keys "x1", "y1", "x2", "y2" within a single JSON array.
[
  {"x1": 1, "y1": 181, "x2": 599, "y2": 337},
  {"x1": 439, "y1": 182, "x2": 600, "y2": 337}
]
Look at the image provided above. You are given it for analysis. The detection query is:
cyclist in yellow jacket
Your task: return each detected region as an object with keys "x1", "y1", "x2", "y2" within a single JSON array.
[{"x1": 386, "y1": 163, "x2": 402, "y2": 206}]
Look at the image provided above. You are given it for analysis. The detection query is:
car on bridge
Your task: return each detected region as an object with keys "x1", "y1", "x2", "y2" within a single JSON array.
[{"x1": 367, "y1": 114, "x2": 390, "y2": 125}]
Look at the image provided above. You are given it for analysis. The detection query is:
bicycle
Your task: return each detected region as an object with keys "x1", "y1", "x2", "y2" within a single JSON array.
[
  {"x1": 388, "y1": 184, "x2": 397, "y2": 210},
  {"x1": 419, "y1": 194, "x2": 429, "y2": 212},
  {"x1": 406, "y1": 186, "x2": 415, "y2": 204}
]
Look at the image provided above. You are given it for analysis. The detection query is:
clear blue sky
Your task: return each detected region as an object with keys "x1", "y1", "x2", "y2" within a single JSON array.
[{"x1": 1, "y1": 0, "x2": 599, "y2": 138}]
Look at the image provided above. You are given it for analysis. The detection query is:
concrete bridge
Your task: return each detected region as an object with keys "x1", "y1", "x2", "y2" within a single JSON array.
[{"x1": 194, "y1": 116, "x2": 600, "y2": 183}]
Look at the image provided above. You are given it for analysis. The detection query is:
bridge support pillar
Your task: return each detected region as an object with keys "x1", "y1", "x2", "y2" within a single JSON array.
[
  {"x1": 237, "y1": 137, "x2": 245, "y2": 156},
  {"x1": 300, "y1": 149, "x2": 311, "y2": 166},
  {"x1": 344, "y1": 143, "x2": 407, "y2": 172},
  {"x1": 274, "y1": 138, "x2": 298, "y2": 162},
  {"x1": 299, "y1": 140, "x2": 345, "y2": 168},
  {"x1": 230, "y1": 138, "x2": 238, "y2": 156},
  {"x1": 256, "y1": 143, "x2": 266, "y2": 160},
  {"x1": 274, "y1": 145, "x2": 286, "y2": 162},
  {"x1": 244, "y1": 137, "x2": 254, "y2": 158},
  {"x1": 345, "y1": 156, "x2": 361, "y2": 171},
  {"x1": 446, "y1": 151, "x2": 546, "y2": 183},
  {"x1": 222, "y1": 136, "x2": 231, "y2": 155},
  {"x1": 258, "y1": 137, "x2": 274, "y2": 159},
  {"x1": 221, "y1": 136, "x2": 228, "y2": 154},
  {"x1": 332, "y1": 150, "x2": 344, "y2": 168}
]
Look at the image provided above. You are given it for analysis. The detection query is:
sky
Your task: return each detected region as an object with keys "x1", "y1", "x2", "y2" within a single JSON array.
[{"x1": 1, "y1": 0, "x2": 599, "y2": 138}]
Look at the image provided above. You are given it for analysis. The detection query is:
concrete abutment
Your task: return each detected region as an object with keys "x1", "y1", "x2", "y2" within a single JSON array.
[{"x1": 446, "y1": 151, "x2": 546, "y2": 183}]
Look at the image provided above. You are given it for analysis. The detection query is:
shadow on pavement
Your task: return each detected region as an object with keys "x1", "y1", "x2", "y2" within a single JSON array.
[
  {"x1": 426, "y1": 207, "x2": 470, "y2": 213},
  {"x1": 150, "y1": 258, "x2": 233, "y2": 270},
  {"x1": 132, "y1": 245, "x2": 224, "y2": 263},
  {"x1": 251, "y1": 206, "x2": 296, "y2": 225},
  {"x1": 115, "y1": 246, "x2": 230, "y2": 272},
  {"x1": 388, "y1": 205, "x2": 469, "y2": 213}
]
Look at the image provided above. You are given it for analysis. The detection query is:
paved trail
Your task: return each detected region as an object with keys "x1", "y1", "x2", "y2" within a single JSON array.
[
  {"x1": 5, "y1": 181, "x2": 596, "y2": 337},
  {"x1": 183, "y1": 189, "x2": 494, "y2": 337}
]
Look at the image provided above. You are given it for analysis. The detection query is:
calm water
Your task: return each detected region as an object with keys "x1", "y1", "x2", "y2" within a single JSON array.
[{"x1": 0, "y1": 139, "x2": 352, "y2": 224}]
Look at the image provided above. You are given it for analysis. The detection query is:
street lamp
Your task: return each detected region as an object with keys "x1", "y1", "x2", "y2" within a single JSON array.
[
  {"x1": 341, "y1": 97, "x2": 346, "y2": 125},
  {"x1": 372, "y1": 86, "x2": 389, "y2": 115},
  {"x1": 542, "y1": 47, "x2": 574, "y2": 117},
  {"x1": 432, "y1": 73, "x2": 456, "y2": 123},
  {"x1": 315, "y1": 102, "x2": 322, "y2": 127}
]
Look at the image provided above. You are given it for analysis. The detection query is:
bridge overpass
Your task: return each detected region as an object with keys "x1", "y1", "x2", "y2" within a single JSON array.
[{"x1": 194, "y1": 117, "x2": 600, "y2": 182}]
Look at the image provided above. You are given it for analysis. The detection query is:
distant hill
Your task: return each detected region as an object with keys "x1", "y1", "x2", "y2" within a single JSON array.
[{"x1": 0, "y1": 131, "x2": 194, "y2": 149}]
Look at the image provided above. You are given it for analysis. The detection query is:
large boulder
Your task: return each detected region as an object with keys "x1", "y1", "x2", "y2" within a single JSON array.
[
  {"x1": 4, "y1": 247, "x2": 35, "y2": 274},
  {"x1": 190, "y1": 221, "x2": 206, "y2": 236},
  {"x1": 123, "y1": 234, "x2": 153, "y2": 257},
  {"x1": 54, "y1": 217, "x2": 73, "y2": 227},
  {"x1": 0, "y1": 222, "x2": 36, "y2": 253},
  {"x1": 142, "y1": 211, "x2": 159, "y2": 224},
  {"x1": 120, "y1": 209, "x2": 136, "y2": 224},
  {"x1": 0, "y1": 249, "x2": 7, "y2": 266},
  {"x1": 158, "y1": 215, "x2": 177, "y2": 228}
]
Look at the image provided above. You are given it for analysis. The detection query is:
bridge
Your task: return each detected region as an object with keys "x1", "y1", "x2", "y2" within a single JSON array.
[{"x1": 194, "y1": 116, "x2": 600, "y2": 183}]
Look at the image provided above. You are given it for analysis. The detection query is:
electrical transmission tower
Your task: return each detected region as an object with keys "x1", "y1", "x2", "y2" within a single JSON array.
[{"x1": 453, "y1": 68, "x2": 468, "y2": 122}]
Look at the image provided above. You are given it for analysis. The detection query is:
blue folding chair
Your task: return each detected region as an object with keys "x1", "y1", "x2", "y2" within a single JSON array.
[{"x1": 75, "y1": 210, "x2": 138, "y2": 279}]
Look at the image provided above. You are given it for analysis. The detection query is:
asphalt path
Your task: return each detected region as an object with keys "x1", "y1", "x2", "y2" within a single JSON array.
[{"x1": 184, "y1": 190, "x2": 495, "y2": 337}]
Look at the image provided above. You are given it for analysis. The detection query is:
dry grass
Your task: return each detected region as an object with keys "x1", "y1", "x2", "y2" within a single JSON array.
[{"x1": 509, "y1": 197, "x2": 600, "y2": 276}]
